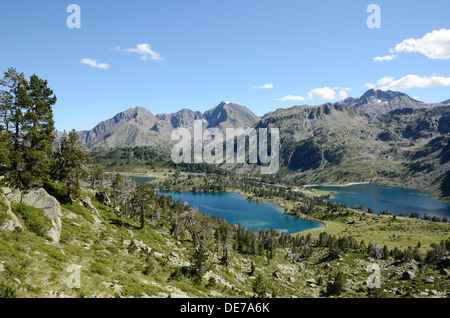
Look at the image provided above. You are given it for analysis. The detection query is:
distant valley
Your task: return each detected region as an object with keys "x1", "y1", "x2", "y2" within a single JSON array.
[{"x1": 79, "y1": 90, "x2": 450, "y2": 200}]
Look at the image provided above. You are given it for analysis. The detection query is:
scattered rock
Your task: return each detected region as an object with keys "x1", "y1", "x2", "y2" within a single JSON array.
[
  {"x1": 402, "y1": 271, "x2": 415, "y2": 280},
  {"x1": 272, "y1": 271, "x2": 282, "y2": 279},
  {"x1": 112, "y1": 284, "x2": 123, "y2": 295},
  {"x1": 424, "y1": 276, "x2": 435, "y2": 284},
  {"x1": 277, "y1": 263, "x2": 298, "y2": 275},
  {"x1": 306, "y1": 278, "x2": 317, "y2": 285},
  {"x1": 168, "y1": 251, "x2": 189, "y2": 267},
  {"x1": 439, "y1": 268, "x2": 450, "y2": 276},
  {"x1": 64, "y1": 212, "x2": 78, "y2": 220},
  {"x1": 429, "y1": 290, "x2": 438, "y2": 296},
  {"x1": 169, "y1": 292, "x2": 189, "y2": 298},
  {"x1": 208, "y1": 290, "x2": 222, "y2": 298},
  {"x1": 288, "y1": 276, "x2": 295, "y2": 283},
  {"x1": 204, "y1": 271, "x2": 234, "y2": 289},
  {"x1": 101, "y1": 282, "x2": 114, "y2": 289},
  {"x1": 123, "y1": 239, "x2": 152, "y2": 253},
  {"x1": 45, "y1": 290, "x2": 58, "y2": 298},
  {"x1": 135, "y1": 240, "x2": 151, "y2": 253},
  {"x1": 298, "y1": 263, "x2": 306, "y2": 271}
]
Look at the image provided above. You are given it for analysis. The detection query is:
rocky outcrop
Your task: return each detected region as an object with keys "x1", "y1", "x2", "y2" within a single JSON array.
[
  {"x1": 0, "y1": 193, "x2": 22, "y2": 231},
  {"x1": 7, "y1": 188, "x2": 62, "y2": 243}
]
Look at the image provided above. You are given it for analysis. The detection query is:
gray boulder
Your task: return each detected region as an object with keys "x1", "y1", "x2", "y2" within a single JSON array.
[{"x1": 20, "y1": 188, "x2": 61, "y2": 243}]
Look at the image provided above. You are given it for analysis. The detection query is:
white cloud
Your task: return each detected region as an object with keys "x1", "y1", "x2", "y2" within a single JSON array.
[
  {"x1": 338, "y1": 90, "x2": 349, "y2": 99},
  {"x1": 394, "y1": 28, "x2": 450, "y2": 59},
  {"x1": 80, "y1": 58, "x2": 110, "y2": 70},
  {"x1": 372, "y1": 74, "x2": 450, "y2": 91},
  {"x1": 307, "y1": 87, "x2": 336, "y2": 100},
  {"x1": 275, "y1": 87, "x2": 351, "y2": 102},
  {"x1": 412, "y1": 96, "x2": 421, "y2": 100},
  {"x1": 376, "y1": 76, "x2": 395, "y2": 86},
  {"x1": 373, "y1": 54, "x2": 398, "y2": 62},
  {"x1": 115, "y1": 43, "x2": 164, "y2": 61},
  {"x1": 274, "y1": 95, "x2": 306, "y2": 102},
  {"x1": 365, "y1": 83, "x2": 376, "y2": 89},
  {"x1": 252, "y1": 83, "x2": 274, "y2": 89}
]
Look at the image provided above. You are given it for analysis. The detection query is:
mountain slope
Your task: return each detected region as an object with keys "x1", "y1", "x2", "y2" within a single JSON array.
[
  {"x1": 251, "y1": 102, "x2": 450, "y2": 198},
  {"x1": 203, "y1": 102, "x2": 260, "y2": 130},
  {"x1": 78, "y1": 107, "x2": 166, "y2": 151},
  {"x1": 79, "y1": 102, "x2": 260, "y2": 151},
  {"x1": 337, "y1": 89, "x2": 421, "y2": 115}
]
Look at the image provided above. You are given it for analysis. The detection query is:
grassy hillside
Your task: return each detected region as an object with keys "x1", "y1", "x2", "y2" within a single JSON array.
[{"x1": 1, "y1": 179, "x2": 449, "y2": 298}]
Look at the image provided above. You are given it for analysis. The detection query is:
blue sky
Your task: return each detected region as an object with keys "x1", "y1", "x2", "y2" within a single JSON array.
[{"x1": 1, "y1": 0, "x2": 450, "y2": 131}]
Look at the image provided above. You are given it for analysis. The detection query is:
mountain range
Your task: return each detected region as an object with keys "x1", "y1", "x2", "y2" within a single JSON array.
[
  {"x1": 78, "y1": 90, "x2": 450, "y2": 199},
  {"x1": 78, "y1": 89, "x2": 450, "y2": 151},
  {"x1": 78, "y1": 102, "x2": 260, "y2": 152},
  {"x1": 335, "y1": 89, "x2": 450, "y2": 114}
]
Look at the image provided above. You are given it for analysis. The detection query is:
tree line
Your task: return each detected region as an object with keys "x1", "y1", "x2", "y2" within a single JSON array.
[{"x1": 0, "y1": 68, "x2": 89, "y2": 200}]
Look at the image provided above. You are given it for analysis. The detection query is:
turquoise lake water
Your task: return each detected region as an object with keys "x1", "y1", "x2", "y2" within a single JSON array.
[
  {"x1": 158, "y1": 191, "x2": 323, "y2": 235},
  {"x1": 309, "y1": 183, "x2": 450, "y2": 218}
]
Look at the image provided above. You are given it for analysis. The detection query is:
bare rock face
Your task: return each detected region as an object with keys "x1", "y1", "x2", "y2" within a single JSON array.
[
  {"x1": 0, "y1": 193, "x2": 23, "y2": 231},
  {"x1": 5, "y1": 188, "x2": 21, "y2": 203},
  {"x1": 10, "y1": 188, "x2": 62, "y2": 243}
]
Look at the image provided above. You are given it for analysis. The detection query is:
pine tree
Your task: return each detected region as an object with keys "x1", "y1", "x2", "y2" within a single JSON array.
[
  {"x1": 91, "y1": 164, "x2": 105, "y2": 189},
  {"x1": 0, "y1": 68, "x2": 56, "y2": 189},
  {"x1": 131, "y1": 183, "x2": 155, "y2": 229},
  {"x1": 0, "y1": 126, "x2": 10, "y2": 171},
  {"x1": 22, "y1": 74, "x2": 56, "y2": 188},
  {"x1": 252, "y1": 273, "x2": 267, "y2": 298},
  {"x1": 53, "y1": 129, "x2": 89, "y2": 200},
  {"x1": 1, "y1": 69, "x2": 30, "y2": 187},
  {"x1": 327, "y1": 271, "x2": 346, "y2": 296},
  {"x1": 190, "y1": 244, "x2": 210, "y2": 280}
]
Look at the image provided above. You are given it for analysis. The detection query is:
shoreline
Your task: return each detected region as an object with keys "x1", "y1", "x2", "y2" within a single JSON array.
[{"x1": 304, "y1": 182, "x2": 371, "y2": 187}]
